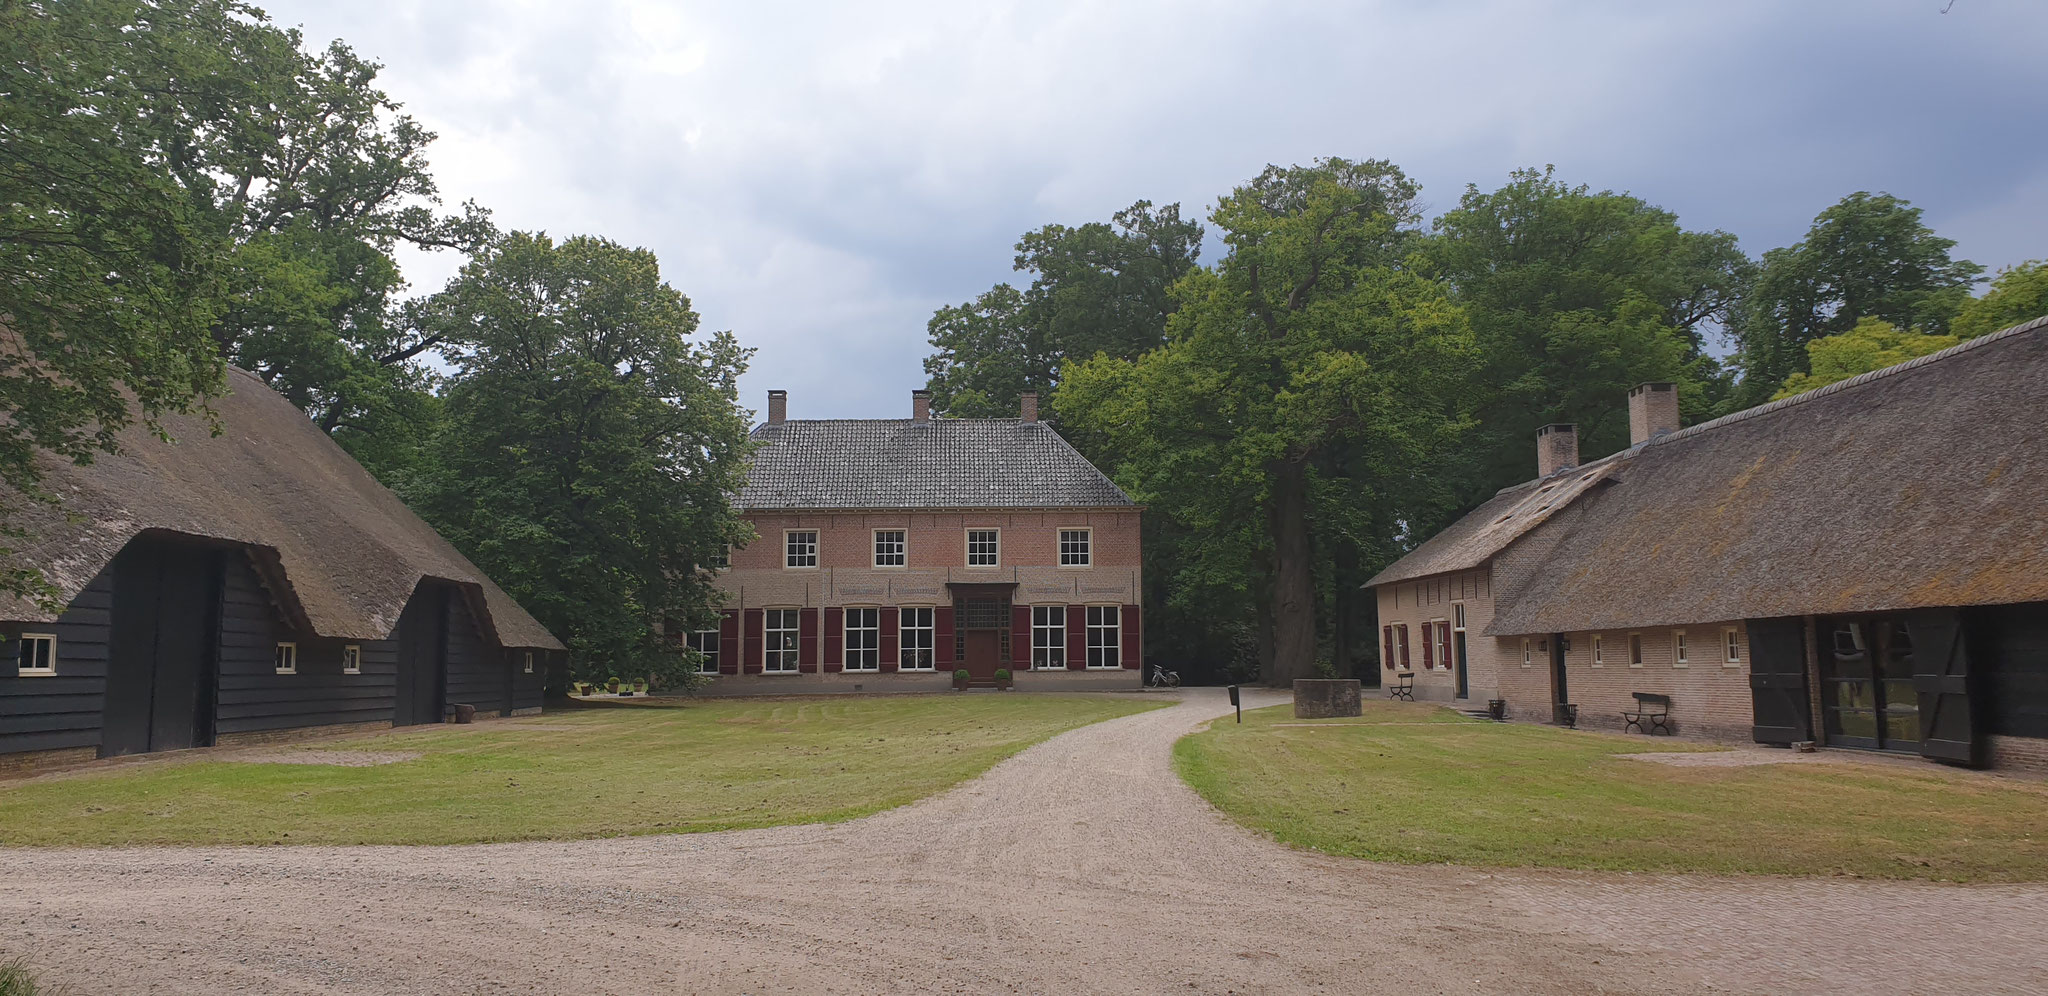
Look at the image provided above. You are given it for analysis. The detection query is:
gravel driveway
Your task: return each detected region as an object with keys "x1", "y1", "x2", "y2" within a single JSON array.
[{"x1": 2, "y1": 688, "x2": 2044, "y2": 994}]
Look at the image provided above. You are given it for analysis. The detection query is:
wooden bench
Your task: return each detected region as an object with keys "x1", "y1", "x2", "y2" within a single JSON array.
[
  {"x1": 1623, "y1": 693, "x2": 1672, "y2": 735},
  {"x1": 1387, "y1": 671, "x2": 1415, "y2": 701}
]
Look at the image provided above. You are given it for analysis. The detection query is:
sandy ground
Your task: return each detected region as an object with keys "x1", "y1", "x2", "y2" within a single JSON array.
[{"x1": 2, "y1": 688, "x2": 2045, "y2": 995}]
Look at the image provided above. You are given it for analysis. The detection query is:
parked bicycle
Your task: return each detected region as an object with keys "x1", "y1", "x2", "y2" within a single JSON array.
[{"x1": 1146, "y1": 663, "x2": 1181, "y2": 688}]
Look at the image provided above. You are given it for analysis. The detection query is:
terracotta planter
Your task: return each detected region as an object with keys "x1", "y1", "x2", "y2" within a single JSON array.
[{"x1": 953, "y1": 678, "x2": 970, "y2": 691}]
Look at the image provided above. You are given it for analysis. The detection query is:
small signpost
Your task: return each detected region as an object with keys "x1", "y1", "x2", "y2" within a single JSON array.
[{"x1": 1226, "y1": 684, "x2": 1241, "y2": 723}]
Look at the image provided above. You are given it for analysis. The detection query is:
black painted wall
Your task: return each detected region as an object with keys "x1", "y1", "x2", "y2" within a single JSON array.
[
  {"x1": 1974, "y1": 601, "x2": 2048, "y2": 739},
  {"x1": 0, "y1": 569, "x2": 114, "y2": 754},
  {"x1": 214, "y1": 555, "x2": 398, "y2": 736}
]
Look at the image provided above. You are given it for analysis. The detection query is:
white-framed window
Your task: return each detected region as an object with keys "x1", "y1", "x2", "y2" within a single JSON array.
[
  {"x1": 685, "y1": 629, "x2": 720, "y2": 674},
  {"x1": 1628, "y1": 632, "x2": 1644, "y2": 668},
  {"x1": 1394, "y1": 624, "x2": 1409, "y2": 669},
  {"x1": 785, "y1": 530, "x2": 818, "y2": 569},
  {"x1": 1452, "y1": 603, "x2": 1466, "y2": 632},
  {"x1": 522, "y1": 650, "x2": 535, "y2": 674},
  {"x1": 16, "y1": 633, "x2": 56, "y2": 676},
  {"x1": 966, "y1": 528, "x2": 1000, "y2": 568},
  {"x1": 1673, "y1": 629, "x2": 1689, "y2": 667},
  {"x1": 1032, "y1": 605, "x2": 1066, "y2": 669},
  {"x1": 342, "y1": 645, "x2": 362, "y2": 675},
  {"x1": 873, "y1": 529, "x2": 906, "y2": 568},
  {"x1": 275, "y1": 642, "x2": 298, "y2": 675},
  {"x1": 1591, "y1": 633, "x2": 1604, "y2": 667},
  {"x1": 899, "y1": 607, "x2": 935, "y2": 670},
  {"x1": 1521, "y1": 637, "x2": 1531, "y2": 668},
  {"x1": 764, "y1": 609, "x2": 800, "y2": 672},
  {"x1": 844, "y1": 608, "x2": 880, "y2": 672},
  {"x1": 1058, "y1": 528, "x2": 1092, "y2": 567},
  {"x1": 1085, "y1": 605, "x2": 1120, "y2": 669},
  {"x1": 1431, "y1": 621, "x2": 1450, "y2": 671},
  {"x1": 1724, "y1": 627, "x2": 1743, "y2": 667}
]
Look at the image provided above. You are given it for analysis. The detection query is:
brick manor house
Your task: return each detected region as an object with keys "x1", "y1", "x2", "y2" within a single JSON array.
[
  {"x1": 1371, "y1": 314, "x2": 2048, "y2": 770},
  {"x1": 692, "y1": 388, "x2": 1143, "y2": 692}
]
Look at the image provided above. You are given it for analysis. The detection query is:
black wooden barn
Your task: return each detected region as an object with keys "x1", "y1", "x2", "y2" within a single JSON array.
[{"x1": 0, "y1": 367, "x2": 563, "y2": 766}]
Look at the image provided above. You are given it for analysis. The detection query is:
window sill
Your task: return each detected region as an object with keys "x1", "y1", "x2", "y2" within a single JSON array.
[
  {"x1": 343, "y1": 670, "x2": 362, "y2": 676},
  {"x1": 1674, "y1": 663, "x2": 1690, "y2": 669},
  {"x1": 842, "y1": 668, "x2": 880, "y2": 674},
  {"x1": 783, "y1": 566, "x2": 819, "y2": 571},
  {"x1": 15, "y1": 669, "x2": 55, "y2": 677},
  {"x1": 1628, "y1": 664, "x2": 1644, "y2": 669},
  {"x1": 275, "y1": 669, "x2": 296, "y2": 676},
  {"x1": 899, "y1": 668, "x2": 936, "y2": 673},
  {"x1": 1084, "y1": 666, "x2": 1123, "y2": 671},
  {"x1": 1722, "y1": 662, "x2": 1743, "y2": 669},
  {"x1": 1055, "y1": 564, "x2": 1093, "y2": 570},
  {"x1": 1590, "y1": 663, "x2": 1604, "y2": 669}
]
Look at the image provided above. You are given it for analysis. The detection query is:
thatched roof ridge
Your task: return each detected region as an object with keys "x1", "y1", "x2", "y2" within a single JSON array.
[
  {"x1": 1482, "y1": 313, "x2": 2048, "y2": 634},
  {"x1": 1, "y1": 367, "x2": 562, "y2": 649}
]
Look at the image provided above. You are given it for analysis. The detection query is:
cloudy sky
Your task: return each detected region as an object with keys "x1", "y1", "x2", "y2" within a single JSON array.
[{"x1": 264, "y1": 0, "x2": 2048, "y2": 420}]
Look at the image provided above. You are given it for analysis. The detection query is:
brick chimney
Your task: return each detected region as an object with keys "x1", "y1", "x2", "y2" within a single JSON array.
[
  {"x1": 1019, "y1": 391, "x2": 1038, "y2": 424},
  {"x1": 1536, "y1": 423, "x2": 1579, "y2": 477},
  {"x1": 1628, "y1": 382, "x2": 1680, "y2": 445},
  {"x1": 911, "y1": 389, "x2": 932, "y2": 422},
  {"x1": 767, "y1": 389, "x2": 787, "y2": 425}
]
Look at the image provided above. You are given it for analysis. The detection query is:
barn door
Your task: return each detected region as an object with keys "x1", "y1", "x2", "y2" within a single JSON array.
[
  {"x1": 395, "y1": 585, "x2": 447, "y2": 726},
  {"x1": 103, "y1": 540, "x2": 222, "y2": 757},
  {"x1": 1747, "y1": 616, "x2": 1811, "y2": 745},
  {"x1": 1907, "y1": 608, "x2": 1979, "y2": 765}
]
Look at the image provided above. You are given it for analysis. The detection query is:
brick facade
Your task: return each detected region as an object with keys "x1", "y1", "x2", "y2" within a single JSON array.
[{"x1": 706, "y1": 509, "x2": 1142, "y2": 689}]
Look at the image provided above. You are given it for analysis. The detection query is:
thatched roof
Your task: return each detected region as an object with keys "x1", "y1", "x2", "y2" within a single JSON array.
[
  {"x1": 1, "y1": 366, "x2": 562, "y2": 649},
  {"x1": 1473, "y1": 314, "x2": 2048, "y2": 635},
  {"x1": 1366, "y1": 456, "x2": 1624, "y2": 588}
]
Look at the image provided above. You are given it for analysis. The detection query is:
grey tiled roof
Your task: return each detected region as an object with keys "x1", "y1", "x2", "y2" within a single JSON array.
[{"x1": 739, "y1": 418, "x2": 1135, "y2": 509}]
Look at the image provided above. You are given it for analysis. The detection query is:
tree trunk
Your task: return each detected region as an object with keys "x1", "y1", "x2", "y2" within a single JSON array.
[
  {"x1": 1332, "y1": 539, "x2": 1357, "y2": 678},
  {"x1": 1268, "y1": 456, "x2": 1317, "y2": 686}
]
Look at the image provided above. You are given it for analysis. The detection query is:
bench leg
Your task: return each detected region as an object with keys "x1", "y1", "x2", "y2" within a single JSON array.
[{"x1": 1623, "y1": 715, "x2": 1642, "y2": 734}]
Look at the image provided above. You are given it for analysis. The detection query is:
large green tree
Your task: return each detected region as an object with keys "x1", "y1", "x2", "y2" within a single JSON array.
[
  {"x1": 1061, "y1": 159, "x2": 1473, "y2": 685},
  {"x1": 1427, "y1": 167, "x2": 1751, "y2": 508},
  {"x1": 1951, "y1": 261, "x2": 2048, "y2": 340},
  {"x1": 408, "y1": 234, "x2": 755, "y2": 689},
  {"x1": 922, "y1": 200, "x2": 1201, "y2": 418},
  {"x1": 1732, "y1": 192, "x2": 1981, "y2": 404}
]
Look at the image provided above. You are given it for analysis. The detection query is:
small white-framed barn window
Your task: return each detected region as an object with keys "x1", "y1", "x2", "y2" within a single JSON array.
[
  {"x1": 873, "y1": 529, "x2": 907, "y2": 568},
  {"x1": 275, "y1": 642, "x2": 298, "y2": 674},
  {"x1": 342, "y1": 645, "x2": 362, "y2": 674},
  {"x1": 1673, "y1": 629, "x2": 1689, "y2": 668},
  {"x1": 1520, "y1": 637, "x2": 1531, "y2": 668},
  {"x1": 965, "y1": 528, "x2": 1000, "y2": 568},
  {"x1": 16, "y1": 633, "x2": 56, "y2": 676},
  {"x1": 1591, "y1": 634, "x2": 1604, "y2": 668},
  {"x1": 522, "y1": 650, "x2": 535, "y2": 674},
  {"x1": 1628, "y1": 633, "x2": 1644, "y2": 668},
  {"x1": 1724, "y1": 627, "x2": 1742, "y2": 667},
  {"x1": 1057, "y1": 528, "x2": 1092, "y2": 567},
  {"x1": 784, "y1": 530, "x2": 819, "y2": 569}
]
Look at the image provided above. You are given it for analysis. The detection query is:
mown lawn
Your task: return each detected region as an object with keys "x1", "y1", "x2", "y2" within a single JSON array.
[
  {"x1": 0, "y1": 694, "x2": 1158, "y2": 846},
  {"x1": 1175, "y1": 701, "x2": 2048, "y2": 881}
]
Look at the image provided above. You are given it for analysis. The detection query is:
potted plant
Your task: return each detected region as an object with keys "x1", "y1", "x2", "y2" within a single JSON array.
[
  {"x1": 993, "y1": 668, "x2": 1012, "y2": 690},
  {"x1": 632, "y1": 677, "x2": 649, "y2": 694},
  {"x1": 605, "y1": 676, "x2": 621, "y2": 694},
  {"x1": 952, "y1": 668, "x2": 971, "y2": 691},
  {"x1": 572, "y1": 681, "x2": 590, "y2": 696}
]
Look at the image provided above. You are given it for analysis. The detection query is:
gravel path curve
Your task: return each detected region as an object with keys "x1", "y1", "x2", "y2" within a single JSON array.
[{"x1": 2, "y1": 688, "x2": 2044, "y2": 994}]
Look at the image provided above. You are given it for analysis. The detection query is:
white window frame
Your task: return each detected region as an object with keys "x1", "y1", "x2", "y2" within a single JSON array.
[
  {"x1": 872, "y1": 529, "x2": 907, "y2": 569},
  {"x1": 784, "y1": 530, "x2": 819, "y2": 569},
  {"x1": 1673, "y1": 629, "x2": 1689, "y2": 668},
  {"x1": 1628, "y1": 632, "x2": 1644, "y2": 669},
  {"x1": 522, "y1": 649, "x2": 536, "y2": 674},
  {"x1": 1084, "y1": 605, "x2": 1120, "y2": 669},
  {"x1": 16, "y1": 633, "x2": 56, "y2": 676},
  {"x1": 275, "y1": 641, "x2": 298, "y2": 675},
  {"x1": 1394, "y1": 624, "x2": 1409, "y2": 669},
  {"x1": 1724, "y1": 627, "x2": 1743, "y2": 668},
  {"x1": 1032, "y1": 605, "x2": 1066, "y2": 670},
  {"x1": 1057, "y1": 528, "x2": 1092, "y2": 568},
  {"x1": 685, "y1": 628, "x2": 720, "y2": 675},
  {"x1": 764, "y1": 608, "x2": 801, "y2": 673},
  {"x1": 965, "y1": 528, "x2": 1000, "y2": 568},
  {"x1": 342, "y1": 644, "x2": 362, "y2": 675},
  {"x1": 1591, "y1": 633, "x2": 1604, "y2": 668},
  {"x1": 843, "y1": 607, "x2": 880, "y2": 672},
  {"x1": 1430, "y1": 619, "x2": 1450, "y2": 671},
  {"x1": 1452, "y1": 603, "x2": 1466, "y2": 632},
  {"x1": 1520, "y1": 637, "x2": 1531, "y2": 668},
  {"x1": 898, "y1": 606, "x2": 936, "y2": 671}
]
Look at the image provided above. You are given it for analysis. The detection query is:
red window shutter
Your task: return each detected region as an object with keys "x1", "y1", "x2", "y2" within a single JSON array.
[
  {"x1": 719, "y1": 610, "x2": 740, "y2": 675},
  {"x1": 823, "y1": 607, "x2": 843, "y2": 671},
  {"x1": 1398, "y1": 625, "x2": 1409, "y2": 668},
  {"x1": 934, "y1": 607, "x2": 955, "y2": 666},
  {"x1": 1120, "y1": 604, "x2": 1141, "y2": 669},
  {"x1": 1067, "y1": 604, "x2": 1087, "y2": 670},
  {"x1": 879, "y1": 607, "x2": 900, "y2": 673},
  {"x1": 799, "y1": 608, "x2": 819, "y2": 673},
  {"x1": 1011, "y1": 604, "x2": 1031, "y2": 666},
  {"x1": 743, "y1": 608, "x2": 764, "y2": 674},
  {"x1": 1422, "y1": 624, "x2": 1435, "y2": 669},
  {"x1": 1382, "y1": 626, "x2": 1394, "y2": 671}
]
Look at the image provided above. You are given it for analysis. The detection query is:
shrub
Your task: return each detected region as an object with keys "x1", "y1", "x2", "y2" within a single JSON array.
[
  {"x1": 953, "y1": 669, "x2": 971, "y2": 681},
  {"x1": 994, "y1": 668, "x2": 1011, "y2": 681}
]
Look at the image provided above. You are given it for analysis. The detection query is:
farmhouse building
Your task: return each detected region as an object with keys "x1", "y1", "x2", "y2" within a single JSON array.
[
  {"x1": 0, "y1": 367, "x2": 563, "y2": 770},
  {"x1": 697, "y1": 388, "x2": 1142, "y2": 692},
  {"x1": 1370, "y1": 315, "x2": 2048, "y2": 769}
]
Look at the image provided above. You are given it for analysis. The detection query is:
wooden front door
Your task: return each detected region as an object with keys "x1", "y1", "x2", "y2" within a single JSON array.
[
  {"x1": 103, "y1": 538, "x2": 222, "y2": 757},
  {"x1": 963, "y1": 630, "x2": 1001, "y2": 678}
]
